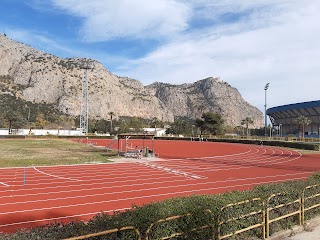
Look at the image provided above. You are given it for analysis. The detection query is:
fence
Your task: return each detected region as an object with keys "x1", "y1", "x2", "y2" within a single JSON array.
[{"x1": 64, "y1": 184, "x2": 320, "y2": 240}]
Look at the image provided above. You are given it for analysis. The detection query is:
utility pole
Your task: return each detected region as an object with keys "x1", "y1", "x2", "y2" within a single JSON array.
[
  {"x1": 80, "y1": 61, "x2": 93, "y2": 135},
  {"x1": 264, "y1": 83, "x2": 270, "y2": 136}
]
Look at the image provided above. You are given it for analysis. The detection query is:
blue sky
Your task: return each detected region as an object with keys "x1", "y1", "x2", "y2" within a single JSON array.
[{"x1": 1, "y1": 0, "x2": 319, "y2": 113}]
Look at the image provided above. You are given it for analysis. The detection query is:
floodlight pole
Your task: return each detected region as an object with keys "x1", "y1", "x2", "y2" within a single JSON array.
[
  {"x1": 80, "y1": 61, "x2": 93, "y2": 135},
  {"x1": 264, "y1": 83, "x2": 270, "y2": 136}
]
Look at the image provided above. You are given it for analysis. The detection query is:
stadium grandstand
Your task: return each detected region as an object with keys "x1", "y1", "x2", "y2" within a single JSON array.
[{"x1": 266, "y1": 100, "x2": 320, "y2": 138}]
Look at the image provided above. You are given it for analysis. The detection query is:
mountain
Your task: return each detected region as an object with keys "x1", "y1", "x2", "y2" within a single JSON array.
[{"x1": 0, "y1": 34, "x2": 263, "y2": 127}]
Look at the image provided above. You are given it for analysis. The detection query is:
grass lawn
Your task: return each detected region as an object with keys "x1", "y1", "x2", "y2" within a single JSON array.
[{"x1": 0, "y1": 139, "x2": 117, "y2": 167}]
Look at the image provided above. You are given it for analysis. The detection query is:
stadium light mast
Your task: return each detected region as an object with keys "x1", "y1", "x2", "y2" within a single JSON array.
[
  {"x1": 80, "y1": 61, "x2": 93, "y2": 135},
  {"x1": 264, "y1": 83, "x2": 270, "y2": 136}
]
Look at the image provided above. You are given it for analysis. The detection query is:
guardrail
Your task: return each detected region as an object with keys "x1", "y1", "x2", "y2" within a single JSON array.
[
  {"x1": 64, "y1": 185, "x2": 320, "y2": 240},
  {"x1": 64, "y1": 226, "x2": 141, "y2": 240},
  {"x1": 218, "y1": 198, "x2": 265, "y2": 239}
]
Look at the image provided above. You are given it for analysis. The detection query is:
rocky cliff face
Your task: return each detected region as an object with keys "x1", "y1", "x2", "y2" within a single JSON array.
[
  {"x1": 0, "y1": 34, "x2": 263, "y2": 127},
  {"x1": 146, "y1": 78, "x2": 263, "y2": 127}
]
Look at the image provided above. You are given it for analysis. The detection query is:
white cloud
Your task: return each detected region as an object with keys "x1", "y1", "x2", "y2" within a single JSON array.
[
  {"x1": 4, "y1": 28, "x2": 74, "y2": 56},
  {"x1": 115, "y1": 1, "x2": 320, "y2": 111},
  {"x1": 9, "y1": 0, "x2": 320, "y2": 113},
  {"x1": 2, "y1": 27, "x2": 126, "y2": 69},
  {"x1": 51, "y1": 0, "x2": 191, "y2": 41}
]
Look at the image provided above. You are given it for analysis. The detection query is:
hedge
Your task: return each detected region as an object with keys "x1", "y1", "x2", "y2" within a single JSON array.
[
  {"x1": 156, "y1": 136, "x2": 320, "y2": 151},
  {"x1": 1, "y1": 173, "x2": 320, "y2": 240}
]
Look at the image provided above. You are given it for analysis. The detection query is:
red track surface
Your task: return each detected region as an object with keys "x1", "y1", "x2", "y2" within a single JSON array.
[{"x1": 0, "y1": 139, "x2": 320, "y2": 233}]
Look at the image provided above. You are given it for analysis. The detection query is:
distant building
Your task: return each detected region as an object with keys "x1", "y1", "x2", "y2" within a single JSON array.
[
  {"x1": 267, "y1": 100, "x2": 320, "y2": 137},
  {"x1": 143, "y1": 128, "x2": 166, "y2": 137},
  {"x1": 0, "y1": 129, "x2": 83, "y2": 136}
]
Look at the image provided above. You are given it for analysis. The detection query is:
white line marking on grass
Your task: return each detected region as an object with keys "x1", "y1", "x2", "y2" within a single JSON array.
[{"x1": 33, "y1": 167, "x2": 83, "y2": 182}]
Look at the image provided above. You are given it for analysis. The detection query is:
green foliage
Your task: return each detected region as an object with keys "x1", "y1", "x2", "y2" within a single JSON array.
[
  {"x1": 293, "y1": 115, "x2": 312, "y2": 139},
  {"x1": 241, "y1": 117, "x2": 254, "y2": 136},
  {"x1": 0, "y1": 94, "x2": 76, "y2": 130},
  {"x1": 110, "y1": 116, "x2": 154, "y2": 134},
  {"x1": 166, "y1": 117, "x2": 195, "y2": 135},
  {"x1": 195, "y1": 112, "x2": 224, "y2": 135}
]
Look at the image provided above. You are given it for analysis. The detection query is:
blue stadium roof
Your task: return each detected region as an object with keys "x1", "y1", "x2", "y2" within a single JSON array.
[{"x1": 267, "y1": 100, "x2": 320, "y2": 115}]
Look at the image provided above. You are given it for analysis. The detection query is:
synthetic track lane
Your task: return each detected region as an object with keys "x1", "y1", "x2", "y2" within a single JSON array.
[{"x1": 0, "y1": 140, "x2": 320, "y2": 233}]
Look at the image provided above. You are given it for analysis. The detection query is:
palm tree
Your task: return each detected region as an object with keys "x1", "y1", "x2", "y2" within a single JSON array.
[
  {"x1": 294, "y1": 115, "x2": 311, "y2": 140},
  {"x1": 108, "y1": 112, "x2": 115, "y2": 133},
  {"x1": 241, "y1": 117, "x2": 254, "y2": 137},
  {"x1": 152, "y1": 117, "x2": 158, "y2": 135},
  {"x1": 234, "y1": 125, "x2": 244, "y2": 136}
]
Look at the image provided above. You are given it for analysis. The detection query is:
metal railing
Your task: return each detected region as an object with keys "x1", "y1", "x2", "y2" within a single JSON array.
[
  {"x1": 64, "y1": 226, "x2": 141, "y2": 240},
  {"x1": 218, "y1": 198, "x2": 265, "y2": 240},
  {"x1": 265, "y1": 193, "x2": 301, "y2": 237},
  {"x1": 145, "y1": 210, "x2": 214, "y2": 240},
  {"x1": 64, "y1": 185, "x2": 320, "y2": 240}
]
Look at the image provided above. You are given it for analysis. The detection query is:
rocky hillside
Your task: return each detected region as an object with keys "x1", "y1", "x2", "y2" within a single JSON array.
[
  {"x1": 0, "y1": 34, "x2": 263, "y2": 127},
  {"x1": 147, "y1": 78, "x2": 263, "y2": 127}
]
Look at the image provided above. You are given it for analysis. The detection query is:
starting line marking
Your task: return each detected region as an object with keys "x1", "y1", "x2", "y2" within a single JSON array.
[
  {"x1": 137, "y1": 161, "x2": 206, "y2": 179},
  {"x1": 33, "y1": 167, "x2": 83, "y2": 182}
]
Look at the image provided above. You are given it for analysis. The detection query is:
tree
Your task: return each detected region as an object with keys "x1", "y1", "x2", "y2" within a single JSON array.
[
  {"x1": 35, "y1": 113, "x2": 49, "y2": 129},
  {"x1": 234, "y1": 126, "x2": 245, "y2": 136},
  {"x1": 152, "y1": 117, "x2": 159, "y2": 135},
  {"x1": 166, "y1": 118, "x2": 192, "y2": 135},
  {"x1": 108, "y1": 112, "x2": 115, "y2": 133},
  {"x1": 128, "y1": 117, "x2": 143, "y2": 132},
  {"x1": 195, "y1": 112, "x2": 224, "y2": 136},
  {"x1": 294, "y1": 115, "x2": 311, "y2": 140},
  {"x1": 241, "y1": 117, "x2": 254, "y2": 137},
  {"x1": 3, "y1": 109, "x2": 25, "y2": 133}
]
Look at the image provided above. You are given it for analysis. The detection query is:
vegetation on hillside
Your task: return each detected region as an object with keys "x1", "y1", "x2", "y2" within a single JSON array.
[{"x1": 0, "y1": 80, "x2": 267, "y2": 137}]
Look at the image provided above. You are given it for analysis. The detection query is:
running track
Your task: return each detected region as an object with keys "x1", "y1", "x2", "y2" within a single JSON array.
[{"x1": 0, "y1": 139, "x2": 320, "y2": 233}]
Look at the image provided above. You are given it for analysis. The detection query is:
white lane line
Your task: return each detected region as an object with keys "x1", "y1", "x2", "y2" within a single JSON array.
[
  {"x1": 0, "y1": 172, "x2": 311, "y2": 207},
  {"x1": 15, "y1": 170, "x2": 178, "y2": 185},
  {"x1": 143, "y1": 146, "x2": 304, "y2": 174},
  {"x1": 0, "y1": 147, "x2": 304, "y2": 189},
  {"x1": 0, "y1": 178, "x2": 195, "y2": 199},
  {"x1": 33, "y1": 167, "x2": 83, "y2": 182},
  {"x1": 0, "y1": 208, "x2": 130, "y2": 228},
  {"x1": 0, "y1": 149, "x2": 304, "y2": 189},
  {"x1": 0, "y1": 182, "x2": 9, "y2": 187},
  {"x1": 23, "y1": 162, "x2": 176, "y2": 179},
  {"x1": 0, "y1": 174, "x2": 309, "y2": 216},
  {"x1": 0, "y1": 174, "x2": 189, "y2": 193},
  {"x1": 0, "y1": 145, "x2": 305, "y2": 190}
]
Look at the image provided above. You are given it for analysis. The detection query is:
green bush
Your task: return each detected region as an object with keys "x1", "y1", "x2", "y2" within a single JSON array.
[{"x1": 155, "y1": 136, "x2": 319, "y2": 151}]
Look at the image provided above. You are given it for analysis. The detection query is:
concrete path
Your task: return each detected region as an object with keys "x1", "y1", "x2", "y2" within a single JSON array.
[
  {"x1": 284, "y1": 224, "x2": 320, "y2": 240},
  {"x1": 269, "y1": 217, "x2": 320, "y2": 240}
]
